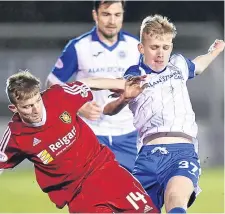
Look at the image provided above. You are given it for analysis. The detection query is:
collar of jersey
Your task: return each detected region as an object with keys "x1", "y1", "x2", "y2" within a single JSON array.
[
  {"x1": 91, "y1": 27, "x2": 125, "y2": 51},
  {"x1": 139, "y1": 55, "x2": 167, "y2": 74}
]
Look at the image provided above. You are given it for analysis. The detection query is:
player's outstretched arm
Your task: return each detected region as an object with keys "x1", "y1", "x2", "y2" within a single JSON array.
[
  {"x1": 80, "y1": 77, "x2": 126, "y2": 90},
  {"x1": 193, "y1": 39, "x2": 225, "y2": 75},
  {"x1": 0, "y1": 127, "x2": 25, "y2": 172},
  {"x1": 80, "y1": 76, "x2": 146, "y2": 91}
]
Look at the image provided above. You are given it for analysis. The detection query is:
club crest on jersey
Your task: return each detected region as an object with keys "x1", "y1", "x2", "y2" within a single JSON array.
[
  {"x1": 118, "y1": 50, "x2": 126, "y2": 59},
  {"x1": 60, "y1": 111, "x2": 71, "y2": 124}
]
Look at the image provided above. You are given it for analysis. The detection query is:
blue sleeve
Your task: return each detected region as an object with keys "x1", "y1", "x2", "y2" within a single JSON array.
[
  {"x1": 123, "y1": 65, "x2": 141, "y2": 79},
  {"x1": 51, "y1": 40, "x2": 79, "y2": 82},
  {"x1": 185, "y1": 57, "x2": 196, "y2": 79}
]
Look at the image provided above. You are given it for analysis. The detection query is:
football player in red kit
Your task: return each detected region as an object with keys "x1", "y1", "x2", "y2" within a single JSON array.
[{"x1": 0, "y1": 70, "x2": 158, "y2": 213}]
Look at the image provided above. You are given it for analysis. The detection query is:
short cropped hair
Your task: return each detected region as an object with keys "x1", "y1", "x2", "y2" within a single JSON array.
[
  {"x1": 6, "y1": 69, "x2": 41, "y2": 104},
  {"x1": 140, "y1": 14, "x2": 177, "y2": 42},
  {"x1": 93, "y1": 0, "x2": 125, "y2": 12}
]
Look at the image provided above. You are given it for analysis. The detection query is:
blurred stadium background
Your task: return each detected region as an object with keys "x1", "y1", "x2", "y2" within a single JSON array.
[{"x1": 0, "y1": 1, "x2": 224, "y2": 213}]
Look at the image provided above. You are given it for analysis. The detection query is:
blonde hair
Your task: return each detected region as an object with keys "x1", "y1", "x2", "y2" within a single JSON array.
[
  {"x1": 140, "y1": 14, "x2": 177, "y2": 42},
  {"x1": 6, "y1": 69, "x2": 41, "y2": 104}
]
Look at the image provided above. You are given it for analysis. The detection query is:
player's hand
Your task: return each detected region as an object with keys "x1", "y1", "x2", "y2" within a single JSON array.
[
  {"x1": 208, "y1": 39, "x2": 225, "y2": 53},
  {"x1": 108, "y1": 89, "x2": 124, "y2": 98},
  {"x1": 78, "y1": 101, "x2": 102, "y2": 120},
  {"x1": 123, "y1": 75, "x2": 146, "y2": 99}
]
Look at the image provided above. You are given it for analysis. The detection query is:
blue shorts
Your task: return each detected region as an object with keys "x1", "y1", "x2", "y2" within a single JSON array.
[
  {"x1": 97, "y1": 130, "x2": 138, "y2": 172},
  {"x1": 133, "y1": 143, "x2": 201, "y2": 211}
]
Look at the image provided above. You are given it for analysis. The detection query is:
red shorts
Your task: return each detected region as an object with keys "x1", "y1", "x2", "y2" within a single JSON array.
[{"x1": 68, "y1": 162, "x2": 159, "y2": 213}]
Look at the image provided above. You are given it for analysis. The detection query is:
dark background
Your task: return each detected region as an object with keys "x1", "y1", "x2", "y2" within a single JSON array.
[{"x1": 0, "y1": 1, "x2": 223, "y2": 26}]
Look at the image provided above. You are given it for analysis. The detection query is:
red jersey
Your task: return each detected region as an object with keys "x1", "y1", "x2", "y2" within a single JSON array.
[{"x1": 0, "y1": 82, "x2": 116, "y2": 208}]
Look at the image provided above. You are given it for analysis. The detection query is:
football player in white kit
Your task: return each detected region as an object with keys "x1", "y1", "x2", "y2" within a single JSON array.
[{"x1": 100, "y1": 14, "x2": 225, "y2": 213}]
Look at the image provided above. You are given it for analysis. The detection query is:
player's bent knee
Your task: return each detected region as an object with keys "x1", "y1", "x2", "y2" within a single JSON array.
[
  {"x1": 166, "y1": 176, "x2": 194, "y2": 196},
  {"x1": 164, "y1": 176, "x2": 194, "y2": 212}
]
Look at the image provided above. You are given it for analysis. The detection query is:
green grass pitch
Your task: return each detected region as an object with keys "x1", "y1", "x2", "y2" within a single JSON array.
[{"x1": 0, "y1": 167, "x2": 224, "y2": 213}]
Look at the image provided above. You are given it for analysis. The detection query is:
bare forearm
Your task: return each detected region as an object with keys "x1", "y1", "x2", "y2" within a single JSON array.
[
  {"x1": 103, "y1": 94, "x2": 130, "y2": 116},
  {"x1": 80, "y1": 77, "x2": 125, "y2": 90},
  {"x1": 193, "y1": 48, "x2": 222, "y2": 75}
]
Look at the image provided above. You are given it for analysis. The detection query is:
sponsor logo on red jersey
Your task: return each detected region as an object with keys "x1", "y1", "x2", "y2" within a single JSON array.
[
  {"x1": 37, "y1": 150, "x2": 54, "y2": 164},
  {"x1": 49, "y1": 126, "x2": 76, "y2": 154}
]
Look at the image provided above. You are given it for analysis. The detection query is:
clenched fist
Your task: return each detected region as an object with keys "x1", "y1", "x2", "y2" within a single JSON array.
[
  {"x1": 208, "y1": 39, "x2": 225, "y2": 53},
  {"x1": 78, "y1": 101, "x2": 102, "y2": 120}
]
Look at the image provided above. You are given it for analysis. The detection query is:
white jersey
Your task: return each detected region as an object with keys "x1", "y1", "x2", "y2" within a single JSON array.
[
  {"x1": 124, "y1": 54, "x2": 198, "y2": 149},
  {"x1": 49, "y1": 27, "x2": 140, "y2": 136}
]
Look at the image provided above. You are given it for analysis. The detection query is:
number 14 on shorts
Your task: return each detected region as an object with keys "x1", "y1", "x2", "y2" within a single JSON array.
[{"x1": 126, "y1": 192, "x2": 153, "y2": 212}]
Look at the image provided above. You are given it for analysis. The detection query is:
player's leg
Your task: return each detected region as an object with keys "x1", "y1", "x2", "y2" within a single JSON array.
[
  {"x1": 164, "y1": 176, "x2": 193, "y2": 213},
  {"x1": 161, "y1": 143, "x2": 201, "y2": 213},
  {"x1": 68, "y1": 198, "x2": 115, "y2": 213},
  {"x1": 133, "y1": 145, "x2": 166, "y2": 211},
  {"x1": 110, "y1": 163, "x2": 159, "y2": 213},
  {"x1": 111, "y1": 130, "x2": 138, "y2": 172},
  {"x1": 73, "y1": 160, "x2": 159, "y2": 213}
]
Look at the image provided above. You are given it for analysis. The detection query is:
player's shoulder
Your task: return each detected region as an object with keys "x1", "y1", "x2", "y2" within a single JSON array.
[
  {"x1": 3, "y1": 119, "x2": 20, "y2": 138},
  {"x1": 122, "y1": 31, "x2": 139, "y2": 41},
  {"x1": 42, "y1": 84, "x2": 60, "y2": 96},
  {"x1": 39, "y1": 84, "x2": 62, "y2": 106},
  {"x1": 0, "y1": 124, "x2": 12, "y2": 160},
  {"x1": 169, "y1": 53, "x2": 187, "y2": 64},
  {"x1": 124, "y1": 65, "x2": 141, "y2": 78},
  {"x1": 66, "y1": 30, "x2": 93, "y2": 48},
  {"x1": 122, "y1": 31, "x2": 139, "y2": 44},
  {"x1": 0, "y1": 123, "x2": 12, "y2": 139},
  {"x1": 43, "y1": 82, "x2": 85, "y2": 99},
  {"x1": 169, "y1": 53, "x2": 193, "y2": 70},
  {"x1": 4, "y1": 119, "x2": 31, "y2": 145}
]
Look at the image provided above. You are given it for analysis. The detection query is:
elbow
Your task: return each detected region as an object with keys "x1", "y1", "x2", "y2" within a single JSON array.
[
  {"x1": 46, "y1": 73, "x2": 65, "y2": 88},
  {"x1": 103, "y1": 106, "x2": 116, "y2": 116},
  {"x1": 45, "y1": 79, "x2": 52, "y2": 88}
]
